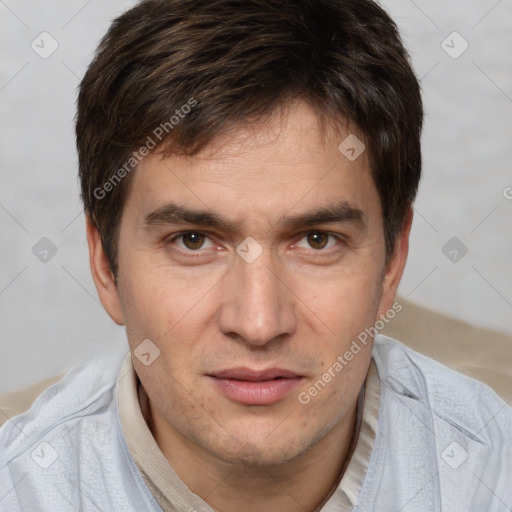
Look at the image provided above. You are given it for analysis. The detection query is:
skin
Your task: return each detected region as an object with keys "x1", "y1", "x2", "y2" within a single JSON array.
[{"x1": 87, "y1": 100, "x2": 412, "y2": 512}]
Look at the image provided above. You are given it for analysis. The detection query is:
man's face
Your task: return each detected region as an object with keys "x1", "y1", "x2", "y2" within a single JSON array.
[{"x1": 96, "y1": 101, "x2": 404, "y2": 466}]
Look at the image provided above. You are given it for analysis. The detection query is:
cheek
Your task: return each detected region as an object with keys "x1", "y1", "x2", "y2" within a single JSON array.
[
  {"x1": 290, "y1": 344, "x2": 371, "y2": 448},
  {"x1": 118, "y1": 258, "x2": 207, "y2": 339},
  {"x1": 296, "y1": 262, "x2": 382, "y2": 338},
  {"x1": 117, "y1": 264, "x2": 224, "y2": 390},
  {"x1": 117, "y1": 272, "x2": 166, "y2": 342}
]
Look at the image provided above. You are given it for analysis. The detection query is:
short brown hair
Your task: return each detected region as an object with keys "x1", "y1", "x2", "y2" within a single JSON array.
[{"x1": 76, "y1": 0, "x2": 423, "y2": 275}]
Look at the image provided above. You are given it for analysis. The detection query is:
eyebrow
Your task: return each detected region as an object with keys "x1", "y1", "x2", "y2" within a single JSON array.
[{"x1": 143, "y1": 200, "x2": 367, "y2": 233}]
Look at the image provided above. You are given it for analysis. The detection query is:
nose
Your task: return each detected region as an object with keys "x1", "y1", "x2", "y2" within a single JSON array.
[{"x1": 218, "y1": 247, "x2": 297, "y2": 347}]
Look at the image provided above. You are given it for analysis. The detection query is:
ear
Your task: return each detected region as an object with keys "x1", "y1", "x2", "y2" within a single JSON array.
[
  {"x1": 86, "y1": 215, "x2": 125, "y2": 325},
  {"x1": 377, "y1": 207, "x2": 413, "y2": 318}
]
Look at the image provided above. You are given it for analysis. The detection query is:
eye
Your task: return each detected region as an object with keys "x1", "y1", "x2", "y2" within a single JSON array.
[
  {"x1": 169, "y1": 231, "x2": 216, "y2": 252},
  {"x1": 296, "y1": 231, "x2": 340, "y2": 251}
]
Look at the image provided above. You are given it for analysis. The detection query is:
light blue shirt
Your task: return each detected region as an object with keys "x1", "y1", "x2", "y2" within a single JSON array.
[{"x1": 1, "y1": 335, "x2": 511, "y2": 511}]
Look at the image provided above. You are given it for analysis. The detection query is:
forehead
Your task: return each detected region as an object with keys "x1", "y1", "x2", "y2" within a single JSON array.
[{"x1": 124, "y1": 101, "x2": 381, "y2": 230}]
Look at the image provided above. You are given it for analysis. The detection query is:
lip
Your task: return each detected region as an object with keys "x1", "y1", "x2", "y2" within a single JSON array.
[{"x1": 208, "y1": 367, "x2": 303, "y2": 405}]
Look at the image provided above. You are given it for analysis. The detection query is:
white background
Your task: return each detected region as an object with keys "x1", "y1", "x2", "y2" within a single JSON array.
[{"x1": 1, "y1": 0, "x2": 511, "y2": 391}]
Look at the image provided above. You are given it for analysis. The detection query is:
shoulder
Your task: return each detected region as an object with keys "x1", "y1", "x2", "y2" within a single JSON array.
[
  {"x1": 372, "y1": 334, "x2": 512, "y2": 427},
  {"x1": 0, "y1": 345, "x2": 128, "y2": 452},
  {"x1": 358, "y1": 335, "x2": 512, "y2": 508},
  {"x1": 0, "y1": 346, "x2": 159, "y2": 510},
  {"x1": 371, "y1": 335, "x2": 511, "y2": 491}
]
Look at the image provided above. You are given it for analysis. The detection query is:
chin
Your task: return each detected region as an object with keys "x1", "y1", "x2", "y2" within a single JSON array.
[{"x1": 199, "y1": 425, "x2": 316, "y2": 468}]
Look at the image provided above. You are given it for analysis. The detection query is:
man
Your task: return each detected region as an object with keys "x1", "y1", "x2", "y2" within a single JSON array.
[{"x1": 1, "y1": 0, "x2": 511, "y2": 510}]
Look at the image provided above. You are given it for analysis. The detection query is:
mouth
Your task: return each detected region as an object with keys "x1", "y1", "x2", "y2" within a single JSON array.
[{"x1": 207, "y1": 367, "x2": 304, "y2": 405}]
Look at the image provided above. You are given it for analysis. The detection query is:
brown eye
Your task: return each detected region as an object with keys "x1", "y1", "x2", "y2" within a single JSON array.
[
  {"x1": 307, "y1": 232, "x2": 329, "y2": 249},
  {"x1": 182, "y1": 232, "x2": 205, "y2": 250}
]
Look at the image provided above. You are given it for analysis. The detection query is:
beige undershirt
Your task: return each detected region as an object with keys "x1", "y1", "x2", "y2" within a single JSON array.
[{"x1": 118, "y1": 354, "x2": 380, "y2": 512}]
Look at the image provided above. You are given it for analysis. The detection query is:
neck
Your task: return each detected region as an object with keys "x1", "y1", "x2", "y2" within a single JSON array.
[{"x1": 145, "y1": 392, "x2": 361, "y2": 512}]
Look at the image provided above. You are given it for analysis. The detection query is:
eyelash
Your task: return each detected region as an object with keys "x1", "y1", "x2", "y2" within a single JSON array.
[{"x1": 166, "y1": 231, "x2": 346, "y2": 256}]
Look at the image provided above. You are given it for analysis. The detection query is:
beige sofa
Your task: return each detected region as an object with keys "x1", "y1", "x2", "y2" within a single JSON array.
[{"x1": 1, "y1": 297, "x2": 511, "y2": 428}]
